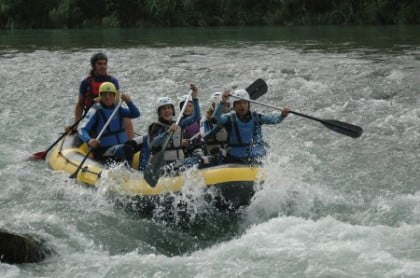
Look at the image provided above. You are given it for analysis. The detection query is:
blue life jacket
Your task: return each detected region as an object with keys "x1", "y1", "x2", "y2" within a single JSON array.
[
  {"x1": 92, "y1": 104, "x2": 127, "y2": 147},
  {"x1": 227, "y1": 111, "x2": 265, "y2": 159}
]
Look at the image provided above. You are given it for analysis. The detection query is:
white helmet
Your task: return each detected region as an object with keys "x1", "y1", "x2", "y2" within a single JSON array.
[
  {"x1": 156, "y1": 97, "x2": 175, "y2": 115},
  {"x1": 231, "y1": 89, "x2": 250, "y2": 104},
  {"x1": 179, "y1": 94, "x2": 192, "y2": 103},
  {"x1": 210, "y1": 92, "x2": 222, "y2": 105}
]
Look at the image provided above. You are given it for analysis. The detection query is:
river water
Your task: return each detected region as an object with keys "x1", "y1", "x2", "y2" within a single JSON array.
[{"x1": 0, "y1": 26, "x2": 419, "y2": 277}]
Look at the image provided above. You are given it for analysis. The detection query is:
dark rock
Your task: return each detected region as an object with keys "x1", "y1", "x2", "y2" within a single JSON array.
[{"x1": 0, "y1": 228, "x2": 53, "y2": 264}]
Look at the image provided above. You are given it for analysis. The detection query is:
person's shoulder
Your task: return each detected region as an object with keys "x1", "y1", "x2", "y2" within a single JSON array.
[
  {"x1": 105, "y1": 75, "x2": 118, "y2": 82},
  {"x1": 108, "y1": 75, "x2": 118, "y2": 82},
  {"x1": 107, "y1": 76, "x2": 119, "y2": 89},
  {"x1": 80, "y1": 76, "x2": 90, "y2": 84},
  {"x1": 93, "y1": 74, "x2": 117, "y2": 82},
  {"x1": 148, "y1": 122, "x2": 160, "y2": 129},
  {"x1": 148, "y1": 122, "x2": 165, "y2": 135}
]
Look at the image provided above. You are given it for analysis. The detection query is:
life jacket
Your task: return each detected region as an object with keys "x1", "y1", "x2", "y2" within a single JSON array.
[
  {"x1": 148, "y1": 121, "x2": 184, "y2": 163},
  {"x1": 83, "y1": 75, "x2": 113, "y2": 111},
  {"x1": 182, "y1": 117, "x2": 202, "y2": 153},
  {"x1": 91, "y1": 103, "x2": 127, "y2": 147},
  {"x1": 227, "y1": 111, "x2": 264, "y2": 159},
  {"x1": 183, "y1": 119, "x2": 200, "y2": 139},
  {"x1": 203, "y1": 118, "x2": 228, "y2": 154}
]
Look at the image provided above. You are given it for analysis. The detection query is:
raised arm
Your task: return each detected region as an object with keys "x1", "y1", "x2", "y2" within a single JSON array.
[
  {"x1": 119, "y1": 93, "x2": 140, "y2": 118},
  {"x1": 257, "y1": 108, "x2": 290, "y2": 125},
  {"x1": 179, "y1": 98, "x2": 200, "y2": 127}
]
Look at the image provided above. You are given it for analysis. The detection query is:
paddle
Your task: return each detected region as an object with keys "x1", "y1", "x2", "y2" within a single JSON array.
[
  {"x1": 144, "y1": 90, "x2": 194, "y2": 187},
  {"x1": 245, "y1": 78, "x2": 267, "y2": 100},
  {"x1": 29, "y1": 116, "x2": 86, "y2": 161},
  {"x1": 230, "y1": 96, "x2": 363, "y2": 138},
  {"x1": 69, "y1": 100, "x2": 123, "y2": 179}
]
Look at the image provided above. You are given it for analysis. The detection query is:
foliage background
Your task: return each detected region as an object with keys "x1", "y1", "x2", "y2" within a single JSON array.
[{"x1": 0, "y1": 0, "x2": 419, "y2": 29}]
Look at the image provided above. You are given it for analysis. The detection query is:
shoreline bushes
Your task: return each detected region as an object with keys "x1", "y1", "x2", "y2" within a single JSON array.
[{"x1": 0, "y1": 0, "x2": 418, "y2": 29}]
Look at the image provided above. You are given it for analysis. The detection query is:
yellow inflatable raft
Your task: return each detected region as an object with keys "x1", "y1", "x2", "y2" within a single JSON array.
[{"x1": 47, "y1": 135, "x2": 264, "y2": 210}]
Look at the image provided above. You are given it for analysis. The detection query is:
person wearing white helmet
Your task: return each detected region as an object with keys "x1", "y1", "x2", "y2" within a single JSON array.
[
  {"x1": 213, "y1": 88, "x2": 290, "y2": 164},
  {"x1": 199, "y1": 90, "x2": 231, "y2": 164},
  {"x1": 78, "y1": 82, "x2": 140, "y2": 163},
  {"x1": 147, "y1": 84, "x2": 200, "y2": 165}
]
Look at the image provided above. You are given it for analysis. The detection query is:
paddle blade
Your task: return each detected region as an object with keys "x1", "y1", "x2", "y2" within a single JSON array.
[
  {"x1": 143, "y1": 150, "x2": 165, "y2": 187},
  {"x1": 246, "y1": 78, "x2": 267, "y2": 100},
  {"x1": 321, "y1": 120, "x2": 363, "y2": 138},
  {"x1": 28, "y1": 151, "x2": 48, "y2": 161}
]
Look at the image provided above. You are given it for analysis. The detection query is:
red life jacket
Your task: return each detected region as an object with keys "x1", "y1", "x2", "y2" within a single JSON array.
[{"x1": 83, "y1": 76, "x2": 111, "y2": 110}]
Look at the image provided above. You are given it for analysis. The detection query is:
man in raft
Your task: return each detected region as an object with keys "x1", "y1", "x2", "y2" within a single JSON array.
[
  {"x1": 67, "y1": 52, "x2": 135, "y2": 139},
  {"x1": 214, "y1": 89, "x2": 290, "y2": 164}
]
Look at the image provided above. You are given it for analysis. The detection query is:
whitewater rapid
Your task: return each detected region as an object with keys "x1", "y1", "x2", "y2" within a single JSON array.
[{"x1": 0, "y1": 33, "x2": 419, "y2": 277}]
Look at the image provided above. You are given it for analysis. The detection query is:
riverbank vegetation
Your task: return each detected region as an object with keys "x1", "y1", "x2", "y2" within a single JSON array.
[{"x1": 0, "y1": 0, "x2": 418, "y2": 29}]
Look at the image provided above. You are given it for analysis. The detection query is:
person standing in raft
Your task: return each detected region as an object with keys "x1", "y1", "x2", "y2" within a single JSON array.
[
  {"x1": 66, "y1": 52, "x2": 135, "y2": 139},
  {"x1": 178, "y1": 93, "x2": 202, "y2": 157},
  {"x1": 78, "y1": 82, "x2": 140, "y2": 163},
  {"x1": 147, "y1": 84, "x2": 201, "y2": 170},
  {"x1": 214, "y1": 89, "x2": 290, "y2": 164}
]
